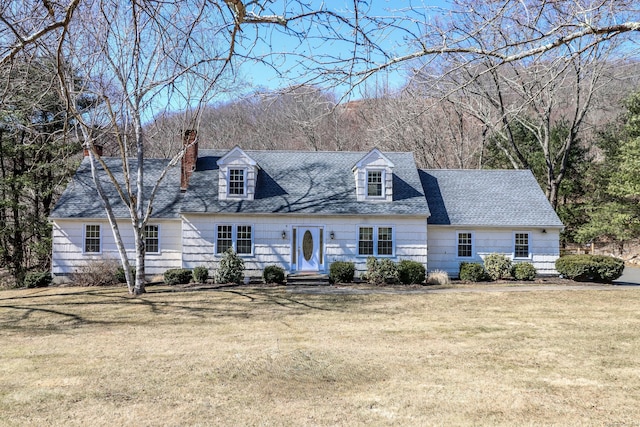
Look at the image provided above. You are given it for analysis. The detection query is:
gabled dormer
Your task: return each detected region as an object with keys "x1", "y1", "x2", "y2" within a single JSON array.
[
  {"x1": 353, "y1": 148, "x2": 394, "y2": 202},
  {"x1": 217, "y1": 147, "x2": 258, "y2": 201}
]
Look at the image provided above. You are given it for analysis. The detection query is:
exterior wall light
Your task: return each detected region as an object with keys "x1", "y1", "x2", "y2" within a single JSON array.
[
  {"x1": 282, "y1": 230, "x2": 287, "y2": 239},
  {"x1": 330, "y1": 231, "x2": 335, "y2": 240}
]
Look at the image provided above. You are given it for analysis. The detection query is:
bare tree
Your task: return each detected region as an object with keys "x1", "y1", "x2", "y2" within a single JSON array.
[{"x1": 1, "y1": 0, "x2": 638, "y2": 295}]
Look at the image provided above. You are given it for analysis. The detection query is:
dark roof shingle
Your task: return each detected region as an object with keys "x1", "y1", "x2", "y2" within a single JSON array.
[
  {"x1": 49, "y1": 157, "x2": 183, "y2": 219},
  {"x1": 181, "y1": 150, "x2": 429, "y2": 216},
  {"x1": 419, "y1": 169, "x2": 563, "y2": 227}
]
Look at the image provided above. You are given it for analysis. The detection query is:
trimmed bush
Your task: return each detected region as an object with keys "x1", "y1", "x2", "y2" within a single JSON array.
[
  {"x1": 555, "y1": 255, "x2": 624, "y2": 282},
  {"x1": 192, "y1": 266, "x2": 209, "y2": 284},
  {"x1": 397, "y1": 260, "x2": 426, "y2": 285},
  {"x1": 427, "y1": 270, "x2": 450, "y2": 286},
  {"x1": 365, "y1": 257, "x2": 399, "y2": 285},
  {"x1": 164, "y1": 268, "x2": 192, "y2": 285},
  {"x1": 263, "y1": 265, "x2": 286, "y2": 284},
  {"x1": 115, "y1": 266, "x2": 136, "y2": 283},
  {"x1": 216, "y1": 248, "x2": 245, "y2": 284},
  {"x1": 24, "y1": 271, "x2": 52, "y2": 288},
  {"x1": 459, "y1": 262, "x2": 487, "y2": 282},
  {"x1": 513, "y1": 262, "x2": 537, "y2": 281},
  {"x1": 329, "y1": 261, "x2": 355, "y2": 284},
  {"x1": 483, "y1": 253, "x2": 513, "y2": 280}
]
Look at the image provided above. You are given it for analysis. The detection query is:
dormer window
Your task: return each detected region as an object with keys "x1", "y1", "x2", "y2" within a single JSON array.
[
  {"x1": 367, "y1": 170, "x2": 384, "y2": 198},
  {"x1": 217, "y1": 147, "x2": 258, "y2": 201},
  {"x1": 228, "y1": 168, "x2": 245, "y2": 196},
  {"x1": 353, "y1": 149, "x2": 394, "y2": 202}
]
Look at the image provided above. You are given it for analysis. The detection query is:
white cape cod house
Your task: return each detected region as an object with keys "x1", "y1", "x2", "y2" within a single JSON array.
[{"x1": 49, "y1": 138, "x2": 563, "y2": 281}]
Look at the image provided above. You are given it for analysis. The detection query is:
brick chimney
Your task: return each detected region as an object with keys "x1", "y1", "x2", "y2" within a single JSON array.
[{"x1": 181, "y1": 129, "x2": 198, "y2": 191}]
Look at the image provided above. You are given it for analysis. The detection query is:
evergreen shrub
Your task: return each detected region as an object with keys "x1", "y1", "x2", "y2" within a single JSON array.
[
  {"x1": 164, "y1": 268, "x2": 192, "y2": 285},
  {"x1": 459, "y1": 262, "x2": 487, "y2": 282},
  {"x1": 512, "y1": 262, "x2": 537, "y2": 281},
  {"x1": 329, "y1": 261, "x2": 355, "y2": 284},
  {"x1": 215, "y1": 248, "x2": 245, "y2": 284},
  {"x1": 116, "y1": 266, "x2": 136, "y2": 283},
  {"x1": 192, "y1": 266, "x2": 209, "y2": 284},
  {"x1": 24, "y1": 271, "x2": 52, "y2": 288},
  {"x1": 365, "y1": 257, "x2": 399, "y2": 284},
  {"x1": 483, "y1": 253, "x2": 513, "y2": 280},
  {"x1": 555, "y1": 255, "x2": 624, "y2": 282},
  {"x1": 263, "y1": 265, "x2": 286, "y2": 284},
  {"x1": 397, "y1": 260, "x2": 426, "y2": 285}
]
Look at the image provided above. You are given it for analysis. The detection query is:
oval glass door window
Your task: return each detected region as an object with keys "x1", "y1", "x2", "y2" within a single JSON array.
[{"x1": 302, "y1": 230, "x2": 313, "y2": 261}]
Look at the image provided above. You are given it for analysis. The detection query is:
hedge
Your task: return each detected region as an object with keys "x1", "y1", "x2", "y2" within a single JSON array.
[
  {"x1": 459, "y1": 262, "x2": 487, "y2": 282},
  {"x1": 164, "y1": 268, "x2": 193, "y2": 285},
  {"x1": 397, "y1": 260, "x2": 426, "y2": 285},
  {"x1": 555, "y1": 255, "x2": 624, "y2": 282},
  {"x1": 329, "y1": 261, "x2": 355, "y2": 284},
  {"x1": 263, "y1": 265, "x2": 286, "y2": 284}
]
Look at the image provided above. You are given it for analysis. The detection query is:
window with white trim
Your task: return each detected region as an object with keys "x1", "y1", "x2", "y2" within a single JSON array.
[
  {"x1": 84, "y1": 224, "x2": 101, "y2": 253},
  {"x1": 228, "y1": 168, "x2": 245, "y2": 196},
  {"x1": 457, "y1": 232, "x2": 473, "y2": 258},
  {"x1": 216, "y1": 224, "x2": 253, "y2": 255},
  {"x1": 514, "y1": 232, "x2": 530, "y2": 258},
  {"x1": 366, "y1": 170, "x2": 383, "y2": 197},
  {"x1": 236, "y1": 225, "x2": 252, "y2": 254},
  {"x1": 144, "y1": 225, "x2": 159, "y2": 254},
  {"x1": 377, "y1": 227, "x2": 393, "y2": 255},
  {"x1": 358, "y1": 226, "x2": 394, "y2": 256}
]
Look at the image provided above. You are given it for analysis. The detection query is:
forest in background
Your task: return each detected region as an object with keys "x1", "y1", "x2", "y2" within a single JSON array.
[{"x1": 1, "y1": 0, "x2": 638, "y2": 289}]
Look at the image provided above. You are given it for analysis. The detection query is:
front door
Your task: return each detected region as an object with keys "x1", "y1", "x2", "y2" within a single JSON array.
[{"x1": 296, "y1": 226, "x2": 322, "y2": 272}]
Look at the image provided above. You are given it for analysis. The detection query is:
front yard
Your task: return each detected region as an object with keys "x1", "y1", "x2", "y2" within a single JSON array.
[{"x1": 1, "y1": 284, "x2": 639, "y2": 426}]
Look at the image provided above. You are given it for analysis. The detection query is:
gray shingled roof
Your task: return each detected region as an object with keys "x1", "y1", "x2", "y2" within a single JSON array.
[
  {"x1": 419, "y1": 169, "x2": 563, "y2": 227},
  {"x1": 49, "y1": 157, "x2": 183, "y2": 219},
  {"x1": 181, "y1": 150, "x2": 429, "y2": 216}
]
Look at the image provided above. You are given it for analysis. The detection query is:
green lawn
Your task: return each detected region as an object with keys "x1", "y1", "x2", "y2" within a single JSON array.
[{"x1": 1, "y1": 285, "x2": 639, "y2": 426}]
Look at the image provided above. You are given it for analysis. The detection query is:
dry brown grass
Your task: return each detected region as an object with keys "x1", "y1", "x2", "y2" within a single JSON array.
[
  {"x1": 1, "y1": 284, "x2": 639, "y2": 426},
  {"x1": 427, "y1": 269, "x2": 450, "y2": 285}
]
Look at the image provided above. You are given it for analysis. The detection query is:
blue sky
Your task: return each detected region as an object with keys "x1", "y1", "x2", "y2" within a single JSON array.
[{"x1": 233, "y1": 1, "x2": 450, "y2": 100}]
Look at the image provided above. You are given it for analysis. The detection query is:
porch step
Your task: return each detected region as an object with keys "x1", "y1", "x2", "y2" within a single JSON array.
[{"x1": 286, "y1": 273, "x2": 330, "y2": 286}]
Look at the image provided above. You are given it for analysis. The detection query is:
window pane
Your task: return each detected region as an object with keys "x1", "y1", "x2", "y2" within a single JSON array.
[
  {"x1": 358, "y1": 227, "x2": 374, "y2": 255},
  {"x1": 377, "y1": 227, "x2": 393, "y2": 256},
  {"x1": 515, "y1": 233, "x2": 529, "y2": 258},
  {"x1": 458, "y1": 232, "x2": 472, "y2": 258},
  {"x1": 144, "y1": 225, "x2": 159, "y2": 253},
  {"x1": 367, "y1": 171, "x2": 382, "y2": 197},
  {"x1": 217, "y1": 225, "x2": 233, "y2": 254},
  {"x1": 85, "y1": 225, "x2": 100, "y2": 253},
  {"x1": 229, "y1": 169, "x2": 245, "y2": 195},
  {"x1": 236, "y1": 225, "x2": 252, "y2": 254}
]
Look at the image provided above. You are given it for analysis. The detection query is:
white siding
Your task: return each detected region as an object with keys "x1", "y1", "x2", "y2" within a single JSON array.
[
  {"x1": 51, "y1": 219, "x2": 182, "y2": 280},
  {"x1": 427, "y1": 226, "x2": 561, "y2": 277},
  {"x1": 182, "y1": 214, "x2": 428, "y2": 277}
]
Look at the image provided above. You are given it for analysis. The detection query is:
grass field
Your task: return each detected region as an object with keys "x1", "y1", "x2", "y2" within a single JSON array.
[{"x1": 1, "y1": 284, "x2": 639, "y2": 426}]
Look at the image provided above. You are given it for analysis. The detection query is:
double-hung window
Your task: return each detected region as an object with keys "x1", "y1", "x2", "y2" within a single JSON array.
[
  {"x1": 457, "y1": 232, "x2": 473, "y2": 258},
  {"x1": 358, "y1": 226, "x2": 394, "y2": 256},
  {"x1": 514, "y1": 232, "x2": 530, "y2": 258},
  {"x1": 144, "y1": 225, "x2": 159, "y2": 254},
  {"x1": 228, "y1": 169, "x2": 245, "y2": 196},
  {"x1": 366, "y1": 170, "x2": 383, "y2": 198},
  {"x1": 84, "y1": 224, "x2": 101, "y2": 253},
  {"x1": 216, "y1": 224, "x2": 253, "y2": 255}
]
